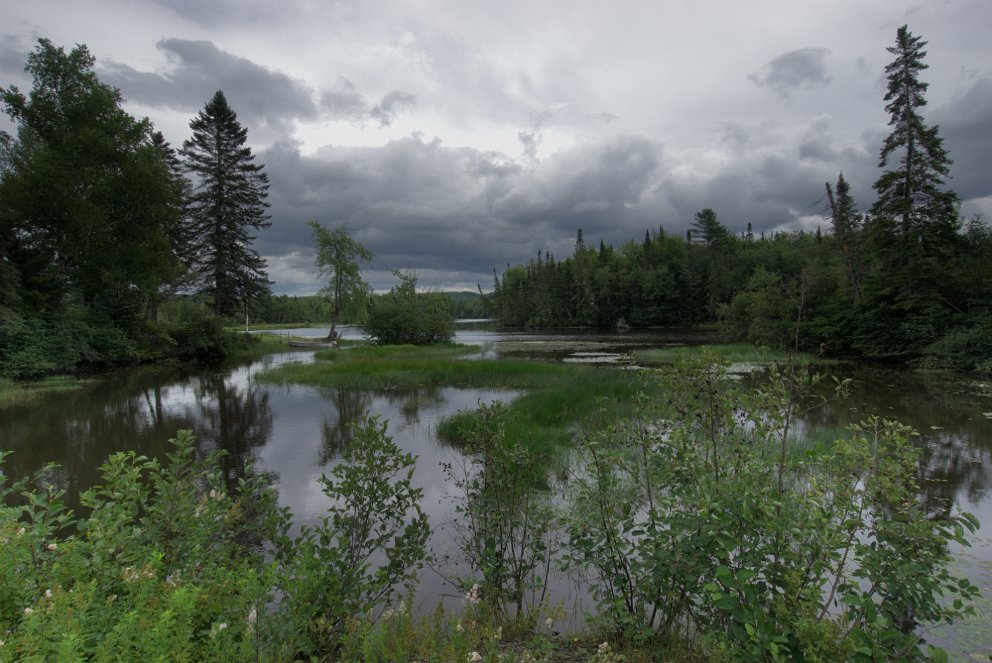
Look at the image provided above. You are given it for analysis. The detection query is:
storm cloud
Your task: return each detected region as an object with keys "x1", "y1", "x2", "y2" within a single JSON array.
[
  {"x1": 750, "y1": 48, "x2": 833, "y2": 99},
  {"x1": 4, "y1": 0, "x2": 990, "y2": 291},
  {"x1": 102, "y1": 39, "x2": 318, "y2": 135}
]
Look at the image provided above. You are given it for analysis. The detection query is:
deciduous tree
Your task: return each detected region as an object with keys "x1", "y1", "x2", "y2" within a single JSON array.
[{"x1": 308, "y1": 221, "x2": 373, "y2": 341}]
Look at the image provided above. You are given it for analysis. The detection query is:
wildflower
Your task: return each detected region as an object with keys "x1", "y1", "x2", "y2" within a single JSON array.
[
  {"x1": 456, "y1": 622, "x2": 464, "y2": 633},
  {"x1": 24, "y1": 607, "x2": 33, "y2": 615},
  {"x1": 47, "y1": 542, "x2": 57, "y2": 551},
  {"x1": 463, "y1": 583, "x2": 481, "y2": 606},
  {"x1": 545, "y1": 617, "x2": 554, "y2": 629},
  {"x1": 492, "y1": 626, "x2": 502, "y2": 641},
  {"x1": 397, "y1": 601, "x2": 408, "y2": 616},
  {"x1": 17, "y1": 527, "x2": 25, "y2": 537},
  {"x1": 383, "y1": 607, "x2": 394, "y2": 620},
  {"x1": 45, "y1": 589, "x2": 52, "y2": 598},
  {"x1": 247, "y1": 607, "x2": 257, "y2": 625},
  {"x1": 218, "y1": 623, "x2": 227, "y2": 631},
  {"x1": 597, "y1": 641, "x2": 611, "y2": 655},
  {"x1": 468, "y1": 652, "x2": 482, "y2": 662}
]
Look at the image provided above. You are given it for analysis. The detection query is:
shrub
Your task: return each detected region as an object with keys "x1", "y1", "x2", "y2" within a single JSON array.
[
  {"x1": 163, "y1": 309, "x2": 233, "y2": 359},
  {"x1": 562, "y1": 353, "x2": 979, "y2": 660},
  {"x1": 364, "y1": 272, "x2": 454, "y2": 345}
]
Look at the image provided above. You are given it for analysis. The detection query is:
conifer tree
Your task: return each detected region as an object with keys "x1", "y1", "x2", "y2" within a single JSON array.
[
  {"x1": 181, "y1": 91, "x2": 271, "y2": 318},
  {"x1": 871, "y1": 25, "x2": 957, "y2": 235}
]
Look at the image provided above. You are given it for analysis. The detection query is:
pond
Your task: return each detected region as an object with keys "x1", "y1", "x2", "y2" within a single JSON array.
[{"x1": 2, "y1": 322, "x2": 990, "y2": 656}]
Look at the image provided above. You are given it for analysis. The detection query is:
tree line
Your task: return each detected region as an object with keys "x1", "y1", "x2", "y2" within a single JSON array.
[
  {"x1": 0, "y1": 40, "x2": 272, "y2": 377},
  {"x1": 494, "y1": 25, "x2": 992, "y2": 371}
]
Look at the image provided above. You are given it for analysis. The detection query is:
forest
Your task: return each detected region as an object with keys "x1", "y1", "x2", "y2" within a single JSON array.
[{"x1": 493, "y1": 26, "x2": 992, "y2": 373}]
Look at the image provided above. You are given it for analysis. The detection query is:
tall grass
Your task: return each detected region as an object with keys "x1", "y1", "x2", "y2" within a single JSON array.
[
  {"x1": 633, "y1": 343, "x2": 824, "y2": 367},
  {"x1": 0, "y1": 376, "x2": 88, "y2": 410}
]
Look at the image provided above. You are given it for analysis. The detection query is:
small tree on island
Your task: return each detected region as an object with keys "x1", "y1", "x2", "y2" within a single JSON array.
[
  {"x1": 308, "y1": 221, "x2": 373, "y2": 342},
  {"x1": 364, "y1": 271, "x2": 454, "y2": 345}
]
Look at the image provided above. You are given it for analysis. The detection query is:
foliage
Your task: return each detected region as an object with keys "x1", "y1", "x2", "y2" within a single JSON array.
[
  {"x1": 0, "y1": 431, "x2": 281, "y2": 662},
  {"x1": 364, "y1": 271, "x2": 455, "y2": 345},
  {"x1": 181, "y1": 90, "x2": 271, "y2": 318},
  {"x1": 162, "y1": 308, "x2": 235, "y2": 360},
  {"x1": 1, "y1": 39, "x2": 182, "y2": 327},
  {"x1": 308, "y1": 220, "x2": 373, "y2": 341},
  {"x1": 562, "y1": 353, "x2": 979, "y2": 661},
  {"x1": 443, "y1": 402, "x2": 555, "y2": 623},
  {"x1": 273, "y1": 415, "x2": 430, "y2": 657}
]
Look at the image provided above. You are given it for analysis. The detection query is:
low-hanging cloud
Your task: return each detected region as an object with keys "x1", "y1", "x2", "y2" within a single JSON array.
[
  {"x1": 750, "y1": 47, "x2": 832, "y2": 99},
  {"x1": 102, "y1": 38, "x2": 318, "y2": 135}
]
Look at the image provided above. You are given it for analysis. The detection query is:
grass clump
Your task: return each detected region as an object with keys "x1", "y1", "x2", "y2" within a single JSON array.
[
  {"x1": 0, "y1": 376, "x2": 89, "y2": 410},
  {"x1": 633, "y1": 342, "x2": 822, "y2": 367}
]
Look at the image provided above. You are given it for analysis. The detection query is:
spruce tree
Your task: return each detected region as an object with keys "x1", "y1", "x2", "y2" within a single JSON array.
[
  {"x1": 856, "y1": 26, "x2": 962, "y2": 359},
  {"x1": 182, "y1": 91, "x2": 271, "y2": 318},
  {"x1": 871, "y1": 25, "x2": 957, "y2": 235}
]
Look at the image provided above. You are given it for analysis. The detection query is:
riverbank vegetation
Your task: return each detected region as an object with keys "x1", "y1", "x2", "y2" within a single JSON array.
[{"x1": 1, "y1": 349, "x2": 978, "y2": 661}]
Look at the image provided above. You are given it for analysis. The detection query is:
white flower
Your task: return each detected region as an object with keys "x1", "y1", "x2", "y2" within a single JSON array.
[
  {"x1": 24, "y1": 607, "x2": 33, "y2": 615},
  {"x1": 492, "y1": 626, "x2": 502, "y2": 641},
  {"x1": 45, "y1": 589, "x2": 52, "y2": 598},
  {"x1": 545, "y1": 617, "x2": 554, "y2": 628},
  {"x1": 17, "y1": 527, "x2": 25, "y2": 537},
  {"x1": 247, "y1": 607, "x2": 257, "y2": 625},
  {"x1": 217, "y1": 623, "x2": 227, "y2": 631},
  {"x1": 455, "y1": 622, "x2": 464, "y2": 632},
  {"x1": 597, "y1": 641, "x2": 611, "y2": 655},
  {"x1": 463, "y1": 583, "x2": 481, "y2": 606},
  {"x1": 47, "y1": 543, "x2": 57, "y2": 551},
  {"x1": 468, "y1": 652, "x2": 482, "y2": 662}
]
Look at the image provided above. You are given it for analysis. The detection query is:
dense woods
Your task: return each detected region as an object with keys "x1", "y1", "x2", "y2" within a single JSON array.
[
  {"x1": 0, "y1": 41, "x2": 273, "y2": 377},
  {"x1": 494, "y1": 26, "x2": 992, "y2": 372}
]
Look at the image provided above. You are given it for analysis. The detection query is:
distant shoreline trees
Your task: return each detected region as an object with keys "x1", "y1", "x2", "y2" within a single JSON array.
[{"x1": 493, "y1": 25, "x2": 992, "y2": 371}]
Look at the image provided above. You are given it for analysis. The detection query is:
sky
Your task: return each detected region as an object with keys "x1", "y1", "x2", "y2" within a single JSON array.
[{"x1": 3, "y1": 0, "x2": 991, "y2": 294}]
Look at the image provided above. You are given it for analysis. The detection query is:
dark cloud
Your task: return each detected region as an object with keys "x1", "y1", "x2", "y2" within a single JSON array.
[
  {"x1": 517, "y1": 130, "x2": 541, "y2": 160},
  {"x1": 932, "y1": 77, "x2": 992, "y2": 203},
  {"x1": 320, "y1": 80, "x2": 416, "y2": 127},
  {"x1": 369, "y1": 90, "x2": 417, "y2": 127},
  {"x1": 251, "y1": 118, "x2": 894, "y2": 294},
  {"x1": 255, "y1": 134, "x2": 667, "y2": 293},
  {"x1": 320, "y1": 78, "x2": 368, "y2": 121},
  {"x1": 749, "y1": 47, "x2": 832, "y2": 99},
  {"x1": 102, "y1": 38, "x2": 317, "y2": 136}
]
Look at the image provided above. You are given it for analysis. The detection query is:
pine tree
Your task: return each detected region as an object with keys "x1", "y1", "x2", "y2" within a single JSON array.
[
  {"x1": 181, "y1": 91, "x2": 271, "y2": 318},
  {"x1": 856, "y1": 26, "x2": 962, "y2": 359},
  {"x1": 871, "y1": 25, "x2": 957, "y2": 235}
]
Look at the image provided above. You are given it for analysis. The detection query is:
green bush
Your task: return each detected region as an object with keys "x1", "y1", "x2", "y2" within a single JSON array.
[
  {"x1": 0, "y1": 312, "x2": 140, "y2": 379},
  {"x1": 562, "y1": 353, "x2": 979, "y2": 660},
  {"x1": 364, "y1": 272, "x2": 454, "y2": 345},
  {"x1": 0, "y1": 418, "x2": 432, "y2": 661},
  {"x1": 163, "y1": 310, "x2": 234, "y2": 360},
  {"x1": 918, "y1": 311, "x2": 992, "y2": 373}
]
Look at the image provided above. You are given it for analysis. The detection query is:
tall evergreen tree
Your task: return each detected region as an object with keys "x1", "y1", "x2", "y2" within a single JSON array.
[
  {"x1": 181, "y1": 91, "x2": 271, "y2": 318},
  {"x1": 857, "y1": 26, "x2": 961, "y2": 359},
  {"x1": 871, "y1": 25, "x2": 957, "y2": 234}
]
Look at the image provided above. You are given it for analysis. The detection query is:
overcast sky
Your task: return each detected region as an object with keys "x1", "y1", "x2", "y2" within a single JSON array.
[{"x1": 3, "y1": 0, "x2": 991, "y2": 293}]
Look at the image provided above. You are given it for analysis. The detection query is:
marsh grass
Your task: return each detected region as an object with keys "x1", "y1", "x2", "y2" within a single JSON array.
[
  {"x1": 633, "y1": 343, "x2": 825, "y2": 367},
  {"x1": 259, "y1": 344, "x2": 649, "y2": 465},
  {"x1": 0, "y1": 375, "x2": 89, "y2": 410}
]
